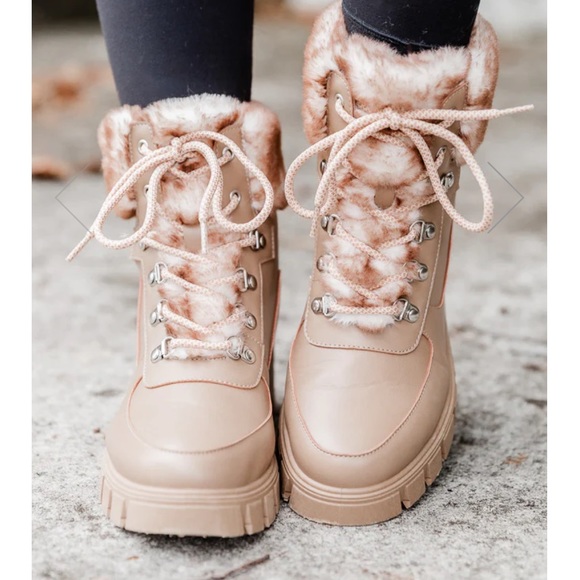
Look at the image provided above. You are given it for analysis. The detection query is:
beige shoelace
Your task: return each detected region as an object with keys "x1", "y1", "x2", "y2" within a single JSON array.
[
  {"x1": 285, "y1": 97, "x2": 533, "y2": 319},
  {"x1": 68, "y1": 132, "x2": 274, "y2": 360}
]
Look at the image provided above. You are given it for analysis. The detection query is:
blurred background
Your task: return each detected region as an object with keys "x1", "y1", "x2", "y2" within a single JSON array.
[{"x1": 32, "y1": 1, "x2": 546, "y2": 579}]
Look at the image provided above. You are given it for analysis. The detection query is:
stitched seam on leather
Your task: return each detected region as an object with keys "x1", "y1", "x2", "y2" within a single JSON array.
[
  {"x1": 289, "y1": 331, "x2": 436, "y2": 458},
  {"x1": 305, "y1": 199, "x2": 444, "y2": 354},
  {"x1": 304, "y1": 82, "x2": 463, "y2": 353},
  {"x1": 141, "y1": 126, "x2": 265, "y2": 389},
  {"x1": 141, "y1": 254, "x2": 265, "y2": 389},
  {"x1": 126, "y1": 377, "x2": 273, "y2": 455}
]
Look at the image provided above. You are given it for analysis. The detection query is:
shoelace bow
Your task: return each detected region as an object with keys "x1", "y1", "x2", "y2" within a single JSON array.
[
  {"x1": 285, "y1": 96, "x2": 533, "y2": 318},
  {"x1": 67, "y1": 132, "x2": 275, "y2": 359}
]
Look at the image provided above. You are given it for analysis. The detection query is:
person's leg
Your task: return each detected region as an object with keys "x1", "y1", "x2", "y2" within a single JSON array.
[
  {"x1": 342, "y1": 0, "x2": 480, "y2": 54},
  {"x1": 96, "y1": 0, "x2": 254, "y2": 106},
  {"x1": 79, "y1": 0, "x2": 284, "y2": 538}
]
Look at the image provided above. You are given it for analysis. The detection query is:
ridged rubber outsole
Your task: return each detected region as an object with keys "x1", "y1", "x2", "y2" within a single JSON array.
[
  {"x1": 280, "y1": 386, "x2": 456, "y2": 526},
  {"x1": 100, "y1": 455, "x2": 280, "y2": 537}
]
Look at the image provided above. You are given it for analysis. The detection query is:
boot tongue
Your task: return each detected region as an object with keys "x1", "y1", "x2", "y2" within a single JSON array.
[{"x1": 374, "y1": 185, "x2": 397, "y2": 210}]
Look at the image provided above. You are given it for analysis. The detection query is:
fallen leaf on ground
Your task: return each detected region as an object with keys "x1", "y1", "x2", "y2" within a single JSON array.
[
  {"x1": 504, "y1": 453, "x2": 528, "y2": 466},
  {"x1": 32, "y1": 64, "x2": 113, "y2": 113},
  {"x1": 32, "y1": 155, "x2": 72, "y2": 181}
]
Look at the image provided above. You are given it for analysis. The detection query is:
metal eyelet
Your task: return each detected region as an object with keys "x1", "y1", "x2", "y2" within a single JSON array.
[
  {"x1": 440, "y1": 172, "x2": 455, "y2": 190},
  {"x1": 148, "y1": 262, "x2": 167, "y2": 286},
  {"x1": 222, "y1": 147, "x2": 233, "y2": 161},
  {"x1": 320, "y1": 214, "x2": 340, "y2": 236},
  {"x1": 335, "y1": 93, "x2": 344, "y2": 107},
  {"x1": 229, "y1": 190, "x2": 241, "y2": 205},
  {"x1": 394, "y1": 298, "x2": 420, "y2": 323},
  {"x1": 311, "y1": 293, "x2": 335, "y2": 317},
  {"x1": 250, "y1": 230, "x2": 266, "y2": 251},
  {"x1": 436, "y1": 146, "x2": 447, "y2": 160},
  {"x1": 226, "y1": 336, "x2": 256, "y2": 364},
  {"x1": 237, "y1": 268, "x2": 257, "y2": 292},
  {"x1": 226, "y1": 336, "x2": 243, "y2": 360},
  {"x1": 405, "y1": 260, "x2": 429, "y2": 282},
  {"x1": 138, "y1": 240, "x2": 149, "y2": 251},
  {"x1": 241, "y1": 348, "x2": 256, "y2": 364},
  {"x1": 410, "y1": 220, "x2": 436, "y2": 244},
  {"x1": 143, "y1": 184, "x2": 149, "y2": 197},
  {"x1": 316, "y1": 253, "x2": 335, "y2": 273},
  {"x1": 320, "y1": 159, "x2": 327, "y2": 174},
  {"x1": 137, "y1": 139, "x2": 149, "y2": 156},
  {"x1": 245, "y1": 313, "x2": 257, "y2": 330},
  {"x1": 150, "y1": 300, "x2": 167, "y2": 326},
  {"x1": 151, "y1": 337, "x2": 172, "y2": 363}
]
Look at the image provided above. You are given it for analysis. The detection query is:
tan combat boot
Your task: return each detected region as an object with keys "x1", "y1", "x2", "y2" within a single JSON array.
[
  {"x1": 279, "y1": 2, "x2": 530, "y2": 525},
  {"x1": 68, "y1": 95, "x2": 286, "y2": 536}
]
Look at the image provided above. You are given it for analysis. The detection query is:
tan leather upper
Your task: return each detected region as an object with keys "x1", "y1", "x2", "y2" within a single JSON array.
[
  {"x1": 105, "y1": 121, "x2": 280, "y2": 490},
  {"x1": 282, "y1": 73, "x2": 460, "y2": 488}
]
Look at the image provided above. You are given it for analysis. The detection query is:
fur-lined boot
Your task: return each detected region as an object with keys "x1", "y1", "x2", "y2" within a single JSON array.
[
  {"x1": 69, "y1": 95, "x2": 285, "y2": 536},
  {"x1": 279, "y1": 1, "x2": 530, "y2": 525}
]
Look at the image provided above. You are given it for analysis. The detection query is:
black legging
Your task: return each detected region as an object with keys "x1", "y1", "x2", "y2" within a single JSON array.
[
  {"x1": 96, "y1": 0, "x2": 480, "y2": 107},
  {"x1": 342, "y1": 0, "x2": 481, "y2": 54}
]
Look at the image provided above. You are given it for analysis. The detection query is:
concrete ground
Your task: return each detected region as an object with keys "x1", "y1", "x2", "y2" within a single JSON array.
[{"x1": 32, "y1": 17, "x2": 547, "y2": 580}]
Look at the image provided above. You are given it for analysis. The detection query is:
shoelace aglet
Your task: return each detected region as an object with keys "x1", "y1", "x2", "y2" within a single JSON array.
[
  {"x1": 66, "y1": 230, "x2": 94, "y2": 262},
  {"x1": 493, "y1": 104, "x2": 534, "y2": 117},
  {"x1": 513, "y1": 104, "x2": 534, "y2": 112}
]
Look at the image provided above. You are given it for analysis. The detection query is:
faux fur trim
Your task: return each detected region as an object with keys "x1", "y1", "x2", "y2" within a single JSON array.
[
  {"x1": 98, "y1": 94, "x2": 286, "y2": 221},
  {"x1": 302, "y1": 3, "x2": 499, "y2": 331},
  {"x1": 321, "y1": 166, "x2": 423, "y2": 331},
  {"x1": 303, "y1": 2, "x2": 499, "y2": 151},
  {"x1": 97, "y1": 95, "x2": 286, "y2": 357}
]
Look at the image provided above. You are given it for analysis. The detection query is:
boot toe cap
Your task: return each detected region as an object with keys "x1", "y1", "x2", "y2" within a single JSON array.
[
  {"x1": 105, "y1": 377, "x2": 275, "y2": 490},
  {"x1": 282, "y1": 334, "x2": 453, "y2": 489}
]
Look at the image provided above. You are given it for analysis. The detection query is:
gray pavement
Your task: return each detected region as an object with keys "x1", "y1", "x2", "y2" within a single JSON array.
[{"x1": 32, "y1": 19, "x2": 547, "y2": 580}]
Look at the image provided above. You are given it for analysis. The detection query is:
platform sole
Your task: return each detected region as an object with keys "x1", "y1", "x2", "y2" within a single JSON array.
[
  {"x1": 100, "y1": 454, "x2": 280, "y2": 537},
  {"x1": 279, "y1": 385, "x2": 455, "y2": 526}
]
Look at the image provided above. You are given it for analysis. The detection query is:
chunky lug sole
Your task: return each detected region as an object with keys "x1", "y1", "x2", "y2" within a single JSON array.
[
  {"x1": 100, "y1": 454, "x2": 280, "y2": 537},
  {"x1": 279, "y1": 385, "x2": 456, "y2": 526}
]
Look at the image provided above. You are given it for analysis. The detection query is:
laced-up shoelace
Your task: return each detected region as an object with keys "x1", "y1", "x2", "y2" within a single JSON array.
[
  {"x1": 285, "y1": 96, "x2": 533, "y2": 320},
  {"x1": 67, "y1": 132, "x2": 275, "y2": 361}
]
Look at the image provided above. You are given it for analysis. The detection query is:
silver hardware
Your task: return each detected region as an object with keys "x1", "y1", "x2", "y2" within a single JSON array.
[
  {"x1": 222, "y1": 147, "x2": 233, "y2": 160},
  {"x1": 316, "y1": 253, "x2": 335, "y2": 273},
  {"x1": 232, "y1": 303, "x2": 257, "y2": 331},
  {"x1": 138, "y1": 241, "x2": 149, "y2": 251},
  {"x1": 237, "y1": 268, "x2": 257, "y2": 292},
  {"x1": 244, "y1": 313, "x2": 257, "y2": 330},
  {"x1": 311, "y1": 293, "x2": 335, "y2": 317},
  {"x1": 411, "y1": 220, "x2": 436, "y2": 243},
  {"x1": 406, "y1": 260, "x2": 429, "y2": 282},
  {"x1": 227, "y1": 336, "x2": 243, "y2": 360},
  {"x1": 440, "y1": 172, "x2": 455, "y2": 190},
  {"x1": 436, "y1": 146, "x2": 447, "y2": 159},
  {"x1": 241, "y1": 347, "x2": 256, "y2": 364},
  {"x1": 148, "y1": 262, "x2": 167, "y2": 286},
  {"x1": 405, "y1": 260, "x2": 429, "y2": 282},
  {"x1": 320, "y1": 214, "x2": 340, "y2": 236},
  {"x1": 229, "y1": 190, "x2": 241, "y2": 205},
  {"x1": 151, "y1": 336, "x2": 172, "y2": 363},
  {"x1": 394, "y1": 298, "x2": 420, "y2": 323},
  {"x1": 415, "y1": 262, "x2": 429, "y2": 281},
  {"x1": 226, "y1": 336, "x2": 255, "y2": 364},
  {"x1": 335, "y1": 93, "x2": 344, "y2": 106},
  {"x1": 150, "y1": 300, "x2": 167, "y2": 326},
  {"x1": 250, "y1": 230, "x2": 266, "y2": 251},
  {"x1": 320, "y1": 159, "x2": 327, "y2": 174},
  {"x1": 137, "y1": 139, "x2": 149, "y2": 156}
]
